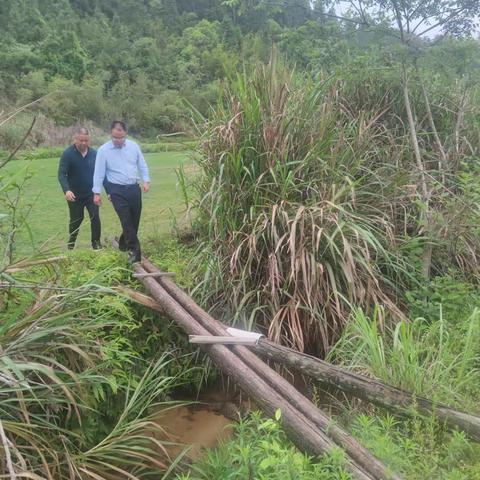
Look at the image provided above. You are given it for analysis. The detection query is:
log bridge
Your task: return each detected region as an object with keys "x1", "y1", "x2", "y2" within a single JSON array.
[{"x1": 120, "y1": 248, "x2": 480, "y2": 480}]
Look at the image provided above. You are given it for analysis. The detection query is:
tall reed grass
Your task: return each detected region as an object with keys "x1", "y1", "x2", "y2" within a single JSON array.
[
  {"x1": 187, "y1": 59, "x2": 480, "y2": 355},
  {"x1": 190, "y1": 64, "x2": 414, "y2": 354}
]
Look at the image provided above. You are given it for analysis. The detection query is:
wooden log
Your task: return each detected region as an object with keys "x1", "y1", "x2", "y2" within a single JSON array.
[
  {"x1": 117, "y1": 285, "x2": 164, "y2": 313},
  {"x1": 253, "y1": 340, "x2": 480, "y2": 443},
  {"x1": 132, "y1": 272, "x2": 175, "y2": 278},
  {"x1": 123, "y1": 282, "x2": 480, "y2": 443},
  {"x1": 139, "y1": 257, "x2": 400, "y2": 480},
  {"x1": 132, "y1": 262, "x2": 373, "y2": 480}
]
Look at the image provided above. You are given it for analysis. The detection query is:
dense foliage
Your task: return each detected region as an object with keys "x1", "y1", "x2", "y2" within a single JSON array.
[
  {"x1": 3, "y1": 0, "x2": 478, "y2": 147},
  {"x1": 2, "y1": 1, "x2": 480, "y2": 478},
  {"x1": 189, "y1": 58, "x2": 480, "y2": 353},
  {"x1": 0, "y1": 245, "x2": 205, "y2": 478},
  {"x1": 0, "y1": 0, "x2": 330, "y2": 144}
]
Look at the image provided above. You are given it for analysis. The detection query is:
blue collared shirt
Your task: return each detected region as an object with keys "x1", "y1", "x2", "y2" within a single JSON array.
[{"x1": 92, "y1": 139, "x2": 150, "y2": 194}]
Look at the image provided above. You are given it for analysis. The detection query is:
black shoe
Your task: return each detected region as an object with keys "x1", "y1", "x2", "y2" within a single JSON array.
[
  {"x1": 127, "y1": 252, "x2": 141, "y2": 265},
  {"x1": 114, "y1": 236, "x2": 128, "y2": 251},
  {"x1": 92, "y1": 242, "x2": 103, "y2": 250}
]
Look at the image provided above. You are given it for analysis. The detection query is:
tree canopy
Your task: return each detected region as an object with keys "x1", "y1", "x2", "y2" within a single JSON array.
[{"x1": 0, "y1": 0, "x2": 479, "y2": 139}]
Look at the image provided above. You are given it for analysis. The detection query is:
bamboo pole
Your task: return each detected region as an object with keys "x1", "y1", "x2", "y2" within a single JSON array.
[{"x1": 4, "y1": 255, "x2": 66, "y2": 273}]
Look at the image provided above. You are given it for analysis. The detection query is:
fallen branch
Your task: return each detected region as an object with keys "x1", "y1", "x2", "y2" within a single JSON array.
[
  {"x1": 117, "y1": 285, "x2": 164, "y2": 313},
  {"x1": 4, "y1": 255, "x2": 66, "y2": 273}
]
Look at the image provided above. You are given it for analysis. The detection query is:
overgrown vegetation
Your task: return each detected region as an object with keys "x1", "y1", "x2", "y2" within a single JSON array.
[
  {"x1": 331, "y1": 299, "x2": 480, "y2": 478},
  {"x1": 0, "y1": 244, "x2": 207, "y2": 478},
  {"x1": 349, "y1": 412, "x2": 480, "y2": 479},
  {"x1": 187, "y1": 58, "x2": 480, "y2": 355},
  {"x1": 2, "y1": 1, "x2": 480, "y2": 479},
  {"x1": 1, "y1": 0, "x2": 337, "y2": 144},
  {"x1": 177, "y1": 412, "x2": 351, "y2": 480},
  {"x1": 0, "y1": 98, "x2": 208, "y2": 478},
  {"x1": 2, "y1": 1, "x2": 479, "y2": 148},
  {"x1": 330, "y1": 307, "x2": 480, "y2": 409},
  {"x1": 0, "y1": 120, "x2": 202, "y2": 476}
]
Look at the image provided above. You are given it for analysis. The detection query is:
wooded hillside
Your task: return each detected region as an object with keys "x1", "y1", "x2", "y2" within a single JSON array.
[{"x1": 2, "y1": 0, "x2": 478, "y2": 146}]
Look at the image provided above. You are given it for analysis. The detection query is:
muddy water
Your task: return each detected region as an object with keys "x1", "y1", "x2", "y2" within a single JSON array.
[
  {"x1": 153, "y1": 390, "x2": 250, "y2": 460},
  {"x1": 154, "y1": 404, "x2": 234, "y2": 459}
]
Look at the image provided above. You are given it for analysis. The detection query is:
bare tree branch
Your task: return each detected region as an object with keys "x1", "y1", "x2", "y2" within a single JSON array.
[
  {"x1": 0, "y1": 95, "x2": 50, "y2": 128},
  {"x1": 415, "y1": 6, "x2": 469, "y2": 36},
  {"x1": 0, "y1": 117, "x2": 37, "y2": 170}
]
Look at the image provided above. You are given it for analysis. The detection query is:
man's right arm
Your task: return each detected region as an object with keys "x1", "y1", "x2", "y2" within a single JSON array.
[
  {"x1": 58, "y1": 151, "x2": 76, "y2": 201},
  {"x1": 92, "y1": 149, "x2": 106, "y2": 205},
  {"x1": 92, "y1": 149, "x2": 106, "y2": 194},
  {"x1": 58, "y1": 151, "x2": 70, "y2": 193}
]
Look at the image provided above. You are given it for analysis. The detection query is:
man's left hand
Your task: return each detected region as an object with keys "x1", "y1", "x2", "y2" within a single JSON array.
[{"x1": 143, "y1": 182, "x2": 150, "y2": 193}]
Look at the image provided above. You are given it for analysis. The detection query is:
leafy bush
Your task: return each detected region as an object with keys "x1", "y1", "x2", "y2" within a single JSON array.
[
  {"x1": 141, "y1": 140, "x2": 196, "y2": 153},
  {"x1": 406, "y1": 274, "x2": 480, "y2": 323},
  {"x1": 179, "y1": 412, "x2": 351, "y2": 480},
  {"x1": 20, "y1": 145, "x2": 65, "y2": 160},
  {"x1": 14, "y1": 140, "x2": 195, "y2": 160}
]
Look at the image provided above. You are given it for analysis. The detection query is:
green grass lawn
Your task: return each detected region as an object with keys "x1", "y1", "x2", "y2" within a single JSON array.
[{"x1": 4, "y1": 151, "x2": 192, "y2": 257}]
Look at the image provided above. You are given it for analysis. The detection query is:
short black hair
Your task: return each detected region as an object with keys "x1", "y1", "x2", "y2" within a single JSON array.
[
  {"x1": 73, "y1": 126, "x2": 89, "y2": 136},
  {"x1": 110, "y1": 120, "x2": 127, "y2": 131}
]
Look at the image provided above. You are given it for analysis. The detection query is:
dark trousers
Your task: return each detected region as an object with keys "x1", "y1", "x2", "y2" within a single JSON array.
[
  {"x1": 108, "y1": 183, "x2": 142, "y2": 258},
  {"x1": 67, "y1": 193, "x2": 101, "y2": 248}
]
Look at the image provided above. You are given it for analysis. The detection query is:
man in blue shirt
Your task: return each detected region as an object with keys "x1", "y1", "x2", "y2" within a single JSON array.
[
  {"x1": 58, "y1": 127, "x2": 101, "y2": 250},
  {"x1": 93, "y1": 121, "x2": 150, "y2": 264}
]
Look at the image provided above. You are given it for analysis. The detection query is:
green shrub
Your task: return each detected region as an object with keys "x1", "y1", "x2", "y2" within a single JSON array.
[
  {"x1": 140, "y1": 140, "x2": 196, "y2": 153},
  {"x1": 406, "y1": 274, "x2": 480, "y2": 323},
  {"x1": 13, "y1": 140, "x2": 195, "y2": 160},
  {"x1": 180, "y1": 411, "x2": 351, "y2": 480},
  {"x1": 20, "y1": 145, "x2": 64, "y2": 160}
]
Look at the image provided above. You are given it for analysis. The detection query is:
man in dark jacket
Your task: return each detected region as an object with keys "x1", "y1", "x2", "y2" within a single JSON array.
[{"x1": 58, "y1": 127, "x2": 101, "y2": 250}]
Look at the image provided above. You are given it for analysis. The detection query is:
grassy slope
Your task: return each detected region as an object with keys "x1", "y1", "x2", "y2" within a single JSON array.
[{"x1": 4, "y1": 151, "x2": 190, "y2": 255}]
